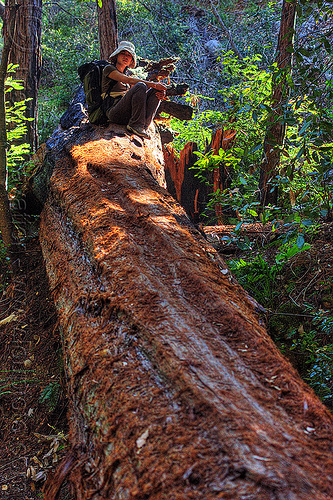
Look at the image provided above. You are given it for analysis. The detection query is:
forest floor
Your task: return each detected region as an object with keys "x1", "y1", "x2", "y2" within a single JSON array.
[{"x1": 0, "y1": 220, "x2": 332, "y2": 499}]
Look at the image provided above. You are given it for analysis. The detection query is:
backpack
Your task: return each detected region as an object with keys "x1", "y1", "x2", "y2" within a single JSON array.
[{"x1": 78, "y1": 60, "x2": 109, "y2": 125}]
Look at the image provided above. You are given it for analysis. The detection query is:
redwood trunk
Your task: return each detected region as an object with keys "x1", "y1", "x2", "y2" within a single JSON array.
[
  {"x1": 39, "y1": 122, "x2": 333, "y2": 500},
  {"x1": 260, "y1": 0, "x2": 297, "y2": 206},
  {"x1": 6, "y1": 0, "x2": 42, "y2": 152},
  {"x1": 163, "y1": 128, "x2": 236, "y2": 223},
  {"x1": 97, "y1": 0, "x2": 118, "y2": 61},
  {"x1": 0, "y1": 2, "x2": 17, "y2": 257}
]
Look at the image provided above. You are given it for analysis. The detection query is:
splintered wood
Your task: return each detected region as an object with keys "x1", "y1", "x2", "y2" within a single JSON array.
[{"x1": 40, "y1": 123, "x2": 333, "y2": 500}]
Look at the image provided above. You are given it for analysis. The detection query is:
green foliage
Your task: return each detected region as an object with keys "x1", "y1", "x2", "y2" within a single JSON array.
[
  {"x1": 5, "y1": 65, "x2": 31, "y2": 190},
  {"x1": 169, "y1": 105, "x2": 223, "y2": 153},
  {"x1": 228, "y1": 236, "x2": 311, "y2": 306},
  {"x1": 288, "y1": 310, "x2": 333, "y2": 405},
  {"x1": 39, "y1": 1, "x2": 100, "y2": 141},
  {"x1": 40, "y1": 381, "x2": 61, "y2": 410}
]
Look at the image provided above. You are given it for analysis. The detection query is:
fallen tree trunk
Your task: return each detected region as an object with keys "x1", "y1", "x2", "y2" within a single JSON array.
[{"x1": 39, "y1": 122, "x2": 333, "y2": 500}]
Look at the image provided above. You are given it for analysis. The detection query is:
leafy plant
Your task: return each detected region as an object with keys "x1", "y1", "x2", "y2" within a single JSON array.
[
  {"x1": 40, "y1": 381, "x2": 61, "y2": 411},
  {"x1": 228, "y1": 235, "x2": 311, "y2": 306},
  {"x1": 5, "y1": 64, "x2": 31, "y2": 190},
  {"x1": 288, "y1": 311, "x2": 333, "y2": 406}
]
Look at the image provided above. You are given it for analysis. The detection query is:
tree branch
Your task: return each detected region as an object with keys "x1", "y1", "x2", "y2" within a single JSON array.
[{"x1": 207, "y1": 0, "x2": 243, "y2": 61}]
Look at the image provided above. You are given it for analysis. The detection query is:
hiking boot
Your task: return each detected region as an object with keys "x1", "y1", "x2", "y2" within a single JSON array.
[{"x1": 127, "y1": 125, "x2": 151, "y2": 140}]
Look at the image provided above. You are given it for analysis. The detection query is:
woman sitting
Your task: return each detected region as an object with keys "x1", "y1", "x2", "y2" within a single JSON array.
[{"x1": 101, "y1": 41, "x2": 167, "y2": 140}]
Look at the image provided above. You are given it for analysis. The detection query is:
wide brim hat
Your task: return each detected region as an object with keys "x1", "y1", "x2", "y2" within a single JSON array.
[{"x1": 109, "y1": 41, "x2": 137, "y2": 68}]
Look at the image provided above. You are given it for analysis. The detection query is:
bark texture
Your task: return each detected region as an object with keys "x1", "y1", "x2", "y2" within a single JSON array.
[
  {"x1": 5, "y1": 0, "x2": 42, "y2": 152},
  {"x1": 0, "y1": 2, "x2": 17, "y2": 255},
  {"x1": 163, "y1": 141, "x2": 206, "y2": 222},
  {"x1": 97, "y1": 0, "x2": 118, "y2": 61},
  {"x1": 163, "y1": 128, "x2": 236, "y2": 222},
  {"x1": 39, "y1": 121, "x2": 333, "y2": 500},
  {"x1": 260, "y1": 0, "x2": 297, "y2": 206}
]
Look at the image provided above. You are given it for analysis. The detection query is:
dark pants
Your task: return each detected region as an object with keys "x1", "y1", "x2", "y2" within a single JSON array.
[{"x1": 106, "y1": 82, "x2": 161, "y2": 129}]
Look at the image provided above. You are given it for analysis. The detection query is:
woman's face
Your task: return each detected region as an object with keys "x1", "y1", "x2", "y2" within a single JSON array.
[{"x1": 117, "y1": 50, "x2": 133, "y2": 67}]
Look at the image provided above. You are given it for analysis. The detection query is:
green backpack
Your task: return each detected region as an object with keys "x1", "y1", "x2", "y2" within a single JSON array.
[{"x1": 78, "y1": 60, "x2": 109, "y2": 125}]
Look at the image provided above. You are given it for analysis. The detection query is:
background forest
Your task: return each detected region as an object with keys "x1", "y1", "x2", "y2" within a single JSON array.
[
  {"x1": 1, "y1": 0, "x2": 333, "y2": 468},
  {"x1": 34, "y1": 0, "x2": 333, "y2": 405},
  {"x1": 0, "y1": 1, "x2": 333, "y2": 498}
]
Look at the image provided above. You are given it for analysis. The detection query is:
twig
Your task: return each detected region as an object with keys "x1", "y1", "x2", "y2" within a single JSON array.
[
  {"x1": 294, "y1": 269, "x2": 322, "y2": 303},
  {"x1": 207, "y1": 0, "x2": 243, "y2": 61},
  {"x1": 43, "y1": 2, "x2": 85, "y2": 26}
]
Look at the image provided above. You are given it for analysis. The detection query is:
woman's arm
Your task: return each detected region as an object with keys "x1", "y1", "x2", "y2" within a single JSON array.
[{"x1": 108, "y1": 69, "x2": 167, "y2": 92}]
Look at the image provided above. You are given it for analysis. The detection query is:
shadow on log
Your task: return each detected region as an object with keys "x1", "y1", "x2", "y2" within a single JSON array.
[{"x1": 35, "y1": 119, "x2": 333, "y2": 500}]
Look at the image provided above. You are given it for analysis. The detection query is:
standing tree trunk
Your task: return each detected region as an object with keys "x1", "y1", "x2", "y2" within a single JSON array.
[
  {"x1": 259, "y1": 0, "x2": 297, "y2": 206},
  {"x1": 5, "y1": 0, "x2": 42, "y2": 153},
  {"x1": 97, "y1": 0, "x2": 118, "y2": 61},
  {"x1": 0, "y1": 2, "x2": 17, "y2": 259}
]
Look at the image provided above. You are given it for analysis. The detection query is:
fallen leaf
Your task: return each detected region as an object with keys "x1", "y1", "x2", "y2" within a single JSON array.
[
  {"x1": 33, "y1": 471, "x2": 47, "y2": 482},
  {"x1": 0, "y1": 313, "x2": 17, "y2": 327}
]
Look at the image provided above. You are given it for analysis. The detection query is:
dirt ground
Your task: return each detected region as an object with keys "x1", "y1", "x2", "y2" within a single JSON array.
[
  {"x1": 0, "y1": 236, "x2": 73, "y2": 500},
  {"x1": 0, "y1": 221, "x2": 332, "y2": 499}
]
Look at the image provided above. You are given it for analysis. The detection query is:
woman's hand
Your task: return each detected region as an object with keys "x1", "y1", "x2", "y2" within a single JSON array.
[
  {"x1": 153, "y1": 82, "x2": 167, "y2": 92},
  {"x1": 156, "y1": 89, "x2": 166, "y2": 100}
]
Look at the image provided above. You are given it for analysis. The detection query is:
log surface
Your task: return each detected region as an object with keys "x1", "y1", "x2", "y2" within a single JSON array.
[{"x1": 40, "y1": 124, "x2": 333, "y2": 500}]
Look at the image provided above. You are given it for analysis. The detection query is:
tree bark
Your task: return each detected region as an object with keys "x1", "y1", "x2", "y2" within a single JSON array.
[
  {"x1": 158, "y1": 99, "x2": 193, "y2": 120},
  {"x1": 259, "y1": 0, "x2": 297, "y2": 207},
  {"x1": 163, "y1": 128, "x2": 236, "y2": 223},
  {"x1": 163, "y1": 141, "x2": 208, "y2": 222},
  {"x1": 206, "y1": 128, "x2": 236, "y2": 222},
  {"x1": 97, "y1": 0, "x2": 118, "y2": 61},
  {"x1": 5, "y1": 0, "x2": 42, "y2": 153},
  {"x1": 38, "y1": 121, "x2": 333, "y2": 500},
  {"x1": 0, "y1": 2, "x2": 17, "y2": 258}
]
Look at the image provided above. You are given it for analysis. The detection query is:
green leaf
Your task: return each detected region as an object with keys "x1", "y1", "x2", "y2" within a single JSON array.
[
  {"x1": 296, "y1": 234, "x2": 305, "y2": 249},
  {"x1": 235, "y1": 221, "x2": 243, "y2": 232},
  {"x1": 301, "y1": 219, "x2": 314, "y2": 226}
]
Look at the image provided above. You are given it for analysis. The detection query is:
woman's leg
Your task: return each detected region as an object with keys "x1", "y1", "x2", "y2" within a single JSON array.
[
  {"x1": 145, "y1": 88, "x2": 161, "y2": 128},
  {"x1": 106, "y1": 82, "x2": 147, "y2": 129}
]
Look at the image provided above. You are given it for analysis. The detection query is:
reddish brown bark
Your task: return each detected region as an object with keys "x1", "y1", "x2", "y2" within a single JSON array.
[
  {"x1": 159, "y1": 99, "x2": 193, "y2": 120},
  {"x1": 97, "y1": 0, "x2": 118, "y2": 61},
  {"x1": 207, "y1": 128, "x2": 236, "y2": 221},
  {"x1": 163, "y1": 128, "x2": 236, "y2": 222},
  {"x1": 39, "y1": 123, "x2": 333, "y2": 500},
  {"x1": 0, "y1": 1, "x2": 17, "y2": 260},
  {"x1": 260, "y1": 0, "x2": 297, "y2": 206},
  {"x1": 163, "y1": 141, "x2": 208, "y2": 222},
  {"x1": 5, "y1": 0, "x2": 42, "y2": 152}
]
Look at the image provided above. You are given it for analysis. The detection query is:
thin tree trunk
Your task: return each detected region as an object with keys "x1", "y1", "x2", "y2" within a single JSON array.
[
  {"x1": 40, "y1": 122, "x2": 333, "y2": 500},
  {"x1": 0, "y1": 2, "x2": 17, "y2": 257},
  {"x1": 207, "y1": 0, "x2": 243, "y2": 60},
  {"x1": 97, "y1": 0, "x2": 118, "y2": 61},
  {"x1": 6, "y1": 0, "x2": 42, "y2": 153},
  {"x1": 259, "y1": 0, "x2": 297, "y2": 207}
]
